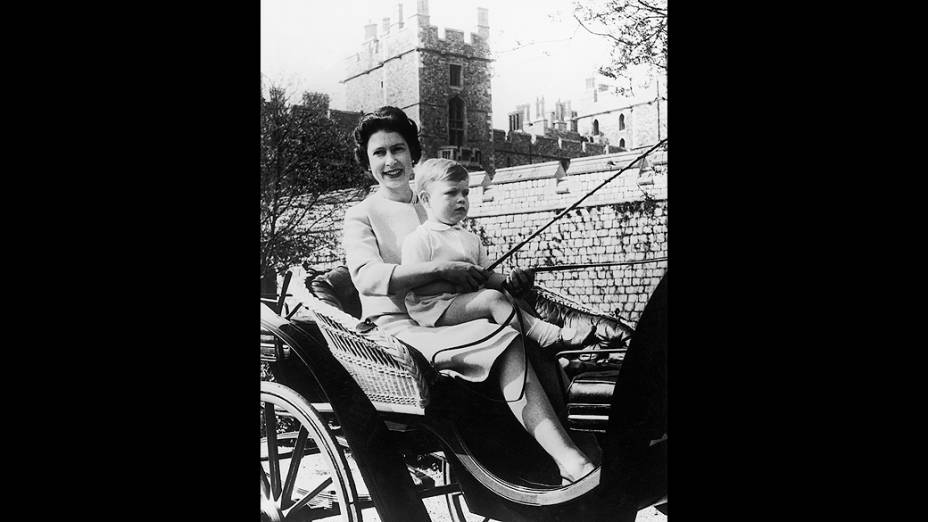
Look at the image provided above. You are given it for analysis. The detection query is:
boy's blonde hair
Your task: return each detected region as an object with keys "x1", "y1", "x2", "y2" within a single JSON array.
[{"x1": 414, "y1": 158, "x2": 470, "y2": 196}]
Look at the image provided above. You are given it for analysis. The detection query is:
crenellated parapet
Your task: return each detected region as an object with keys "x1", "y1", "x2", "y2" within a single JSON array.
[
  {"x1": 342, "y1": 20, "x2": 420, "y2": 81},
  {"x1": 417, "y1": 25, "x2": 491, "y2": 59},
  {"x1": 491, "y1": 129, "x2": 623, "y2": 169},
  {"x1": 342, "y1": 0, "x2": 490, "y2": 83},
  {"x1": 465, "y1": 148, "x2": 667, "y2": 218}
]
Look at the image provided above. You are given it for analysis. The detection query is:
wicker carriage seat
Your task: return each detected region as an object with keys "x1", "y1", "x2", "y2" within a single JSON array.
[{"x1": 305, "y1": 266, "x2": 629, "y2": 428}]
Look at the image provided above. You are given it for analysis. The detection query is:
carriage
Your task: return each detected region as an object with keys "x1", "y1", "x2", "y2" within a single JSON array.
[
  {"x1": 260, "y1": 139, "x2": 667, "y2": 521},
  {"x1": 260, "y1": 265, "x2": 667, "y2": 522}
]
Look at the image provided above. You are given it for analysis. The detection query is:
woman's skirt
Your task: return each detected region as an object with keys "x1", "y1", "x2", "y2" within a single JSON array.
[
  {"x1": 374, "y1": 314, "x2": 522, "y2": 398},
  {"x1": 404, "y1": 291, "x2": 457, "y2": 327}
]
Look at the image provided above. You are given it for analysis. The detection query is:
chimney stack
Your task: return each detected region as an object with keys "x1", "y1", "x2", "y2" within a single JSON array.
[
  {"x1": 394, "y1": 3, "x2": 404, "y2": 30},
  {"x1": 477, "y1": 7, "x2": 489, "y2": 40},
  {"x1": 364, "y1": 22, "x2": 377, "y2": 41},
  {"x1": 413, "y1": 0, "x2": 430, "y2": 26}
]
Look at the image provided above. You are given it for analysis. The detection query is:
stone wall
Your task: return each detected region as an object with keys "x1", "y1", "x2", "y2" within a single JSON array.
[
  {"x1": 575, "y1": 98, "x2": 668, "y2": 150},
  {"x1": 464, "y1": 150, "x2": 667, "y2": 326},
  {"x1": 343, "y1": 46, "x2": 420, "y2": 115},
  {"x1": 295, "y1": 147, "x2": 667, "y2": 327},
  {"x1": 417, "y1": 38, "x2": 492, "y2": 171}
]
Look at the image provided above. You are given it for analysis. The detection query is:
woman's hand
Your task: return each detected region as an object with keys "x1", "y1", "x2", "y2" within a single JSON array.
[
  {"x1": 439, "y1": 261, "x2": 489, "y2": 292},
  {"x1": 505, "y1": 267, "x2": 535, "y2": 295}
]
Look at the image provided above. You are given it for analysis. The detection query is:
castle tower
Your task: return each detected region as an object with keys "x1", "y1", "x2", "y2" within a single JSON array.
[{"x1": 342, "y1": 1, "x2": 494, "y2": 173}]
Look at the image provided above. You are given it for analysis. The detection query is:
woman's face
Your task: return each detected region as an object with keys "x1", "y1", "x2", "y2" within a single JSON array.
[{"x1": 366, "y1": 130, "x2": 413, "y2": 193}]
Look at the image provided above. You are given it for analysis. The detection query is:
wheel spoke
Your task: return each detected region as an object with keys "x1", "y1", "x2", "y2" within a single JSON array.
[
  {"x1": 260, "y1": 464, "x2": 272, "y2": 500},
  {"x1": 280, "y1": 427, "x2": 309, "y2": 509},
  {"x1": 283, "y1": 477, "x2": 333, "y2": 517},
  {"x1": 263, "y1": 401, "x2": 282, "y2": 499},
  {"x1": 261, "y1": 465, "x2": 286, "y2": 521}
]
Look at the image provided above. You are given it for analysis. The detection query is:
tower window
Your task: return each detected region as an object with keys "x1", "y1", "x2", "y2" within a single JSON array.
[
  {"x1": 449, "y1": 97, "x2": 465, "y2": 146},
  {"x1": 619, "y1": 138, "x2": 626, "y2": 149},
  {"x1": 508, "y1": 112, "x2": 522, "y2": 132},
  {"x1": 592, "y1": 119, "x2": 599, "y2": 136},
  {"x1": 449, "y1": 64, "x2": 463, "y2": 87},
  {"x1": 619, "y1": 113, "x2": 625, "y2": 130}
]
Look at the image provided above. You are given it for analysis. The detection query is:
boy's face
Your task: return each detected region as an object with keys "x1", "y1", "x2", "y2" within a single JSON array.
[{"x1": 422, "y1": 179, "x2": 470, "y2": 225}]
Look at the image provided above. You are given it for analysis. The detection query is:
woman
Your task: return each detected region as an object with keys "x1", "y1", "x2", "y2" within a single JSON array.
[{"x1": 343, "y1": 106, "x2": 596, "y2": 484}]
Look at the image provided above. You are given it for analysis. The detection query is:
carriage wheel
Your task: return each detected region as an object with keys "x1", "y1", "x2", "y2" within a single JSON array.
[{"x1": 260, "y1": 381, "x2": 362, "y2": 522}]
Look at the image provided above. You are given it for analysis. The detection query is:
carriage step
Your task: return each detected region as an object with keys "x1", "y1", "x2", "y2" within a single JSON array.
[
  {"x1": 311, "y1": 490, "x2": 375, "y2": 509},
  {"x1": 260, "y1": 340, "x2": 291, "y2": 360},
  {"x1": 407, "y1": 465, "x2": 436, "y2": 488}
]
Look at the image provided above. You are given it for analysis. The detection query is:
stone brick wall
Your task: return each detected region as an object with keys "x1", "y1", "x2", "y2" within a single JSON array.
[
  {"x1": 294, "y1": 147, "x2": 667, "y2": 328},
  {"x1": 464, "y1": 150, "x2": 667, "y2": 326}
]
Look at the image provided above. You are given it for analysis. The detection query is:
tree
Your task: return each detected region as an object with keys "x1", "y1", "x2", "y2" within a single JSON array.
[
  {"x1": 573, "y1": 0, "x2": 667, "y2": 94},
  {"x1": 260, "y1": 85, "x2": 369, "y2": 285}
]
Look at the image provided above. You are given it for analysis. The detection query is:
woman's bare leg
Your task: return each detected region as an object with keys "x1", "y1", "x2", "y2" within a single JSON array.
[
  {"x1": 440, "y1": 291, "x2": 595, "y2": 479},
  {"x1": 496, "y1": 338, "x2": 596, "y2": 482}
]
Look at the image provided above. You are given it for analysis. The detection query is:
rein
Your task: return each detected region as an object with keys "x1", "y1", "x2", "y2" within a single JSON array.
[
  {"x1": 533, "y1": 257, "x2": 668, "y2": 273},
  {"x1": 485, "y1": 138, "x2": 668, "y2": 272}
]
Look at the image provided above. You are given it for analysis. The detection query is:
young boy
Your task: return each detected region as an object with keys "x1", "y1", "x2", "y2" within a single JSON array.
[{"x1": 401, "y1": 158, "x2": 593, "y2": 348}]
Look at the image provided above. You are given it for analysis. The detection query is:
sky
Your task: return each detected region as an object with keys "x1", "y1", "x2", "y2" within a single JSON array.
[{"x1": 261, "y1": 0, "x2": 622, "y2": 130}]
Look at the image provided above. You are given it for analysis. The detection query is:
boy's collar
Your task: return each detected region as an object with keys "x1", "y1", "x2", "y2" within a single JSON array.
[{"x1": 424, "y1": 219, "x2": 463, "y2": 231}]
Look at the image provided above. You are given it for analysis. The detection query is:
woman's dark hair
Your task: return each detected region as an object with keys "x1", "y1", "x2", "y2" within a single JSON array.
[{"x1": 352, "y1": 106, "x2": 422, "y2": 170}]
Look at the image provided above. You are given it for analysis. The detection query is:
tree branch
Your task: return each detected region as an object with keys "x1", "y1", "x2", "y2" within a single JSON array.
[
  {"x1": 635, "y1": 0, "x2": 667, "y2": 15},
  {"x1": 573, "y1": 13, "x2": 635, "y2": 47}
]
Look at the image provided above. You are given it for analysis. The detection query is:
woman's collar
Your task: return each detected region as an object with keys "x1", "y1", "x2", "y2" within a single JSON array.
[{"x1": 376, "y1": 187, "x2": 417, "y2": 204}]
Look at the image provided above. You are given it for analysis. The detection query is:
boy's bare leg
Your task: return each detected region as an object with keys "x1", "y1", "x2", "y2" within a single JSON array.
[
  {"x1": 438, "y1": 289, "x2": 537, "y2": 329},
  {"x1": 438, "y1": 290, "x2": 560, "y2": 344},
  {"x1": 496, "y1": 338, "x2": 596, "y2": 482}
]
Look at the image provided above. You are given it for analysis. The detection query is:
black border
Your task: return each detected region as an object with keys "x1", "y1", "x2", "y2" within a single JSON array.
[
  {"x1": 74, "y1": 3, "x2": 260, "y2": 518},
  {"x1": 62, "y1": 1, "x2": 880, "y2": 518}
]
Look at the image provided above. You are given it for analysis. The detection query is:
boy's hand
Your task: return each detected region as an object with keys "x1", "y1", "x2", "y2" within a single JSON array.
[
  {"x1": 440, "y1": 261, "x2": 489, "y2": 292},
  {"x1": 505, "y1": 268, "x2": 535, "y2": 295}
]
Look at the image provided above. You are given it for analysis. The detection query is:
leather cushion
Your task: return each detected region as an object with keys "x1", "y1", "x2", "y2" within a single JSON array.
[
  {"x1": 523, "y1": 290, "x2": 633, "y2": 353},
  {"x1": 567, "y1": 369, "x2": 621, "y2": 405},
  {"x1": 566, "y1": 369, "x2": 621, "y2": 431}
]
